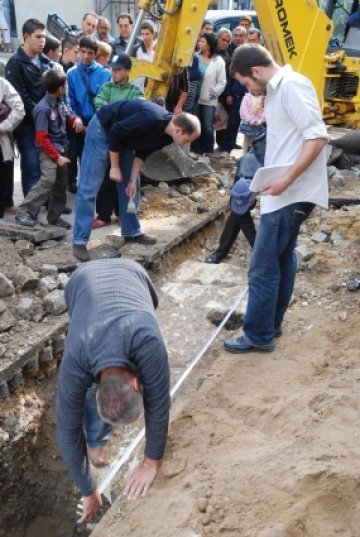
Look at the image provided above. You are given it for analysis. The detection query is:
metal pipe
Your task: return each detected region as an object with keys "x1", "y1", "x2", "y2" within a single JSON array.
[
  {"x1": 125, "y1": 9, "x2": 146, "y2": 55},
  {"x1": 99, "y1": 285, "x2": 249, "y2": 496}
]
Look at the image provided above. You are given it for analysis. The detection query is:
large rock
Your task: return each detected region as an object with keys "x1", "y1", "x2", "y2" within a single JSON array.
[
  {"x1": 0, "y1": 272, "x2": 15, "y2": 297},
  {"x1": 0, "y1": 310, "x2": 15, "y2": 332},
  {"x1": 12, "y1": 266, "x2": 39, "y2": 291},
  {"x1": 43, "y1": 290, "x2": 67, "y2": 315}
]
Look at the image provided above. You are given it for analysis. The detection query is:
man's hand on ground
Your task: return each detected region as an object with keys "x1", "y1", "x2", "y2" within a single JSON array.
[
  {"x1": 123, "y1": 457, "x2": 161, "y2": 500},
  {"x1": 77, "y1": 490, "x2": 102, "y2": 524}
]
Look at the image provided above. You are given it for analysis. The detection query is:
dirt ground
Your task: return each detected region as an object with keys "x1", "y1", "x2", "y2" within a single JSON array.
[{"x1": 90, "y1": 199, "x2": 360, "y2": 535}]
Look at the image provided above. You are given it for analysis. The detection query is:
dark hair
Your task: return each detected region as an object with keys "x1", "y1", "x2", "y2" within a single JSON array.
[
  {"x1": 43, "y1": 69, "x2": 67, "y2": 93},
  {"x1": 248, "y1": 28, "x2": 261, "y2": 36},
  {"x1": 97, "y1": 15, "x2": 111, "y2": 28},
  {"x1": 82, "y1": 12, "x2": 98, "y2": 21},
  {"x1": 61, "y1": 36, "x2": 78, "y2": 53},
  {"x1": 43, "y1": 34, "x2": 61, "y2": 55},
  {"x1": 140, "y1": 20, "x2": 155, "y2": 34},
  {"x1": 116, "y1": 12, "x2": 133, "y2": 25},
  {"x1": 96, "y1": 374, "x2": 143, "y2": 425},
  {"x1": 201, "y1": 19, "x2": 212, "y2": 30},
  {"x1": 201, "y1": 32, "x2": 218, "y2": 57},
  {"x1": 173, "y1": 112, "x2": 201, "y2": 135},
  {"x1": 22, "y1": 19, "x2": 45, "y2": 38},
  {"x1": 230, "y1": 44, "x2": 272, "y2": 77},
  {"x1": 79, "y1": 36, "x2": 98, "y2": 53}
]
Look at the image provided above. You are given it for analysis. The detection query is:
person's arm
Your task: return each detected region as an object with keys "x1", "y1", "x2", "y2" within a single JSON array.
[
  {"x1": 93, "y1": 83, "x2": 110, "y2": 109},
  {"x1": 5, "y1": 60, "x2": 34, "y2": 116},
  {"x1": 109, "y1": 150, "x2": 122, "y2": 182},
  {"x1": 173, "y1": 90, "x2": 189, "y2": 116},
  {"x1": 125, "y1": 156, "x2": 144, "y2": 199},
  {"x1": 123, "y1": 326, "x2": 170, "y2": 500},
  {"x1": 212, "y1": 57, "x2": 227, "y2": 98},
  {"x1": 261, "y1": 138, "x2": 328, "y2": 196}
]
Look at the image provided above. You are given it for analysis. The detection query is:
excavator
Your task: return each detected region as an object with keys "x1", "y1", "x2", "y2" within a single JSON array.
[{"x1": 127, "y1": 0, "x2": 360, "y2": 178}]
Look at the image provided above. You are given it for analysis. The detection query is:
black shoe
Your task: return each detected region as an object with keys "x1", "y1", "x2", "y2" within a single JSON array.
[
  {"x1": 124, "y1": 234, "x2": 157, "y2": 245},
  {"x1": 274, "y1": 327, "x2": 282, "y2": 338},
  {"x1": 50, "y1": 217, "x2": 71, "y2": 230},
  {"x1": 224, "y1": 335, "x2": 274, "y2": 354},
  {"x1": 234, "y1": 143, "x2": 242, "y2": 149},
  {"x1": 68, "y1": 182, "x2": 77, "y2": 194},
  {"x1": 205, "y1": 252, "x2": 222, "y2": 264},
  {"x1": 62, "y1": 206, "x2": 72, "y2": 215},
  {"x1": 73, "y1": 244, "x2": 90, "y2": 262},
  {"x1": 15, "y1": 213, "x2": 38, "y2": 227}
]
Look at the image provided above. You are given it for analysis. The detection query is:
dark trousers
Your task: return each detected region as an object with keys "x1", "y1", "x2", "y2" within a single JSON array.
[
  {"x1": 0, "y1": 148, "x2": 14, "y2": 218},
  {"x1": 67, "y1": 130, "x2": 85, "y2": 187},
  {"x1": 14, "y1": 121, "x2": 41, "y2": 196},
  {"x1": 215, "y1": 209, "x2": 256, "y2": 259},
  {"x1": 219, "y1": 96, "x2": 243, "y2": 152},
  {"x1": 96, "y1": 167, "x2": 119, "y2": 222}
]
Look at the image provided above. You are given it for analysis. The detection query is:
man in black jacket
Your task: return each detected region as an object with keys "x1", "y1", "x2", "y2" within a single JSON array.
[
  {"x1": 5, "y1": 19, "x2": 50, "y2": 195},
  {"x1": 111, "y1": 13, "x2": 142, "y2": 57}
]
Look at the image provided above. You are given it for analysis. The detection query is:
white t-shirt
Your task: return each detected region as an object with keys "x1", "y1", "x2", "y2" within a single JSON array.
[
  {"x1": 260, "y1": 65, "x2": 329, "y2": 215},
  {"x1": 133, "y1": 46, "x2": 154, "y2": 91}
]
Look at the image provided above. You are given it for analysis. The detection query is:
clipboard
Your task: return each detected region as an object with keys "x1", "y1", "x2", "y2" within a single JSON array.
[{"x1": 249, "y1": 163, "x2": 293, "y2": 192}]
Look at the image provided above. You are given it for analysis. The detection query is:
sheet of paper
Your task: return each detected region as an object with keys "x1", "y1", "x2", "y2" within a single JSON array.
[{"x1": 250, "y1": 163, "x2": 293, "y2": 192}]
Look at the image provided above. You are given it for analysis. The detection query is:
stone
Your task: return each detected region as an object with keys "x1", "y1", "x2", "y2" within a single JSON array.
[
  {"x1": 23, "y1": 358, "x2": 40, "y2": 378},
  {"x1": 38, "y1": 276, "x2": 58, "y2": 292},
  {"x1": 0, "y1": 272, "x2": 15, "y2": 297},
  {"x1": 43, "y1": 290, "x2": 67, "y2": 315},
  {"x1": 15, "y1": 239, "x2": 35, "y2": 257},
  {"x1": 0, "y1": 382, "x2": 9, "y2": 399},
  {"x1": 39, "y1": 346, "x2": 53, "y2": 364},
  {"x1": 0, "y1": 299, "x2": 7, "y2": 314},
  {"x1": 179, "y1": 184, "x2": 191, "y2": 195},
  {"x1": 327, "y1": 165, "x2": 338, "y2": 179},
  {"x1": 330, "y1": 229, "x2": 344, "y2": 243},
  {"x1": 190, "y1": 192, "x2": 206, "y2": 203},
  {"x1": 104, "y1": 234, "x2": 125, "y2": 250},
  {"x1": 12, "y1": 265, "x2": 39, "y2": 291},
  {"x1": 0, "y1": 310, "x2": 15, "y2": 332},
  {"x1": 338, "y1": 311, "x2": 347, "y2": 321},
  {"x1": 41, "y1": 264, "x2": 58, "y2": 277},
  {"x1": 197, "y1": 498, "x2": 208, "y2": 513},
  {"x1": 8, "y1": 370, "x2": 23, "y2": 392},
  {"x1": 169, "y1": 189, "x2": 182, "y2": 198},
  {"x1": 158, "y1": 181, "x2": 170, "y2": 191},
  {"x1": 53, "y1": 335, "x2": 66, "y2": 354},
  {"x1": 0, "y1": 343, "x2": 5, "y2": 357},
  {"x1": 329, "y1": 172, "x2": 346, "y2": 188},
  {"x1": 311, "y1": 231, "x2": 328, "y2": 244},
  {"x1": 218, "y1": 174, "x2": 230, "y2": 188},
  {"x1": 16, "y1": 297, "x2": 37, "y2": 320},
  {"x1": 295, "y1": 244, "x2": 314, "y2": 264},
  {"x1": 57, "y1": 273, "x2": 69, "y2": 289},
  {"x1": 0, "y1": 427, "x2": 9, "y2": 448}
]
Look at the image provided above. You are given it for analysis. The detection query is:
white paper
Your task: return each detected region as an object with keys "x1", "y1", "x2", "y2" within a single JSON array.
[{"x1": 250, "y1": 163, "x2": 294, "y2": 192}]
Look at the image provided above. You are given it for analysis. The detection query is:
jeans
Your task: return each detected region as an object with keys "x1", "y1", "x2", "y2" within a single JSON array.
[
  {"x1": 243, "y1": 202, "x2": 314, "y2": 346},
  {"x1": 191, "y1": 104, "x2": 215, "y2": 154},
  {"x1": 83, "y1": 384, "x2": 112, "y2": 448},
  {"x1": 73, "y1": 115, "x2": 142, "y2": 245},
  {"x1": 14, "y1": 122, "x2": 41, "y2": 196}
]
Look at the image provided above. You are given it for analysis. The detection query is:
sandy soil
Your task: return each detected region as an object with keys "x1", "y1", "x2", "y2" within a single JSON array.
[{"x1": 90, "y1": 203, "x2": 360, "y2": 537}]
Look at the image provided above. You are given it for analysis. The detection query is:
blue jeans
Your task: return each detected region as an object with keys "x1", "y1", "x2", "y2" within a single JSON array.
[
  {"x1": 243, "y1": 202, "x2": 314, "y2": 346},
  {"x1": 73, "y1": 115, "x2": 142, "y2": 245},
  {"x1": 14, "y1": 122, "x2": 41, "y2": 196},
  {"x1": 191, "y1": 104, "x2": 215, "y2": 154},
  {"x1": 83, "y1": 384, "x2": 112, "y2": 448}
]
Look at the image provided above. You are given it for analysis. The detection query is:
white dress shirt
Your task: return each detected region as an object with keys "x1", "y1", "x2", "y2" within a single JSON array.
[{"x1": 260, "y1": 65, "x2": 329, "y2": 215}]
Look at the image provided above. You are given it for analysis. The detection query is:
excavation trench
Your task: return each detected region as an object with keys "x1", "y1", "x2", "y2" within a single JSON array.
[{"x1": 0, "y1": 213, "x2": 251, "y2": 537}]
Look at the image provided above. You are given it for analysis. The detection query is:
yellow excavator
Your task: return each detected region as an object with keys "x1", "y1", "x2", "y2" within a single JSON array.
[{"x1": 128, "y1": 0, "x2": 360, "y2": 178}]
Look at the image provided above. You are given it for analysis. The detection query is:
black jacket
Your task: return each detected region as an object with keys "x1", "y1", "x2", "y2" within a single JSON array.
[
  {"x1": 111, "y1": 35, "x2": 143, "y2": 57},
  {"x1": 5, "y1": 47, "x2": 51, "y2": 123}
]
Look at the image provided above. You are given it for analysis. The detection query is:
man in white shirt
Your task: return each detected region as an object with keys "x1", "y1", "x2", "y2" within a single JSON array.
[{"x1": 224, "y1": 44, "x2": 329, "y2": 353}]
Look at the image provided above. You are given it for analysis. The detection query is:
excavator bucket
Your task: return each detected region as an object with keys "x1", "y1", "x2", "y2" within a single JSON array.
[{"x1": 142, "y1": 143, "x2": 213, "y2": 181}]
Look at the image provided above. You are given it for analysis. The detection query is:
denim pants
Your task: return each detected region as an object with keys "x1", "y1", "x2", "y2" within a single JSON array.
[
  {"x1": 243, "y1": 202, "x2": 314, "y2": 346},
  {"x1": 83, "y1": 384, "x2": 112, "y2": 448},
  {"x1": 14, "y1": 122, "x2": 41, "y2": 196},
  {"x1": 191, "y1": 104, "x2": 215, "y2": 154},
  {"x1": 73, "y1": 115, "x2": 142, "y2": 245}
]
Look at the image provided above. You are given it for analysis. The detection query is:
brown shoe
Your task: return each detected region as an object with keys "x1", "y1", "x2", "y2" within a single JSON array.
[
  {"x1": 73, "y1": 244, "x2": 90, "y2": 262},
  {"x1": 124, "y1": 234, "x2": 157, "y2": 245},
  {"x1": 87, "y1": 446, "x2": 109, "y2": 467}
]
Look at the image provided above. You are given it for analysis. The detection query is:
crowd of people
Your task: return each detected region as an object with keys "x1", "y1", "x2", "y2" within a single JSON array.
[{"x1": 0, "y1": 10, "x2": 330, "y2": 524}]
